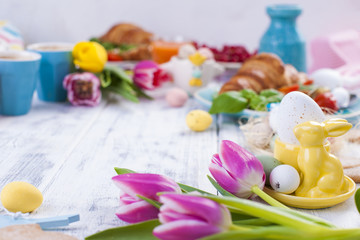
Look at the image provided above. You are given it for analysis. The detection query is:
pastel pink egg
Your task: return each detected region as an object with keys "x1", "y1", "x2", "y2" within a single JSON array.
[{"x1": 166, "y1": 88, "x2": 188, "y2": 107}]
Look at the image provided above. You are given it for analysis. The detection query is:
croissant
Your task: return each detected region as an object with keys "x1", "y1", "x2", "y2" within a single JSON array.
[
  {"x1": 99, "y1": 23, "x2": 153, "y2": 45},
  {"x1": 99, "y1": 23, "x2": 153, "y2": 60},
  {"x1": 219, "y1": 53, "x2": 307, "y2": 94}
]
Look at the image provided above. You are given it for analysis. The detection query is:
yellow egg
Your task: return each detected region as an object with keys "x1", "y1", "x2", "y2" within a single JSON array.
[
  {"x1": 0, "y1": 181, "x2": 43, "y2": 213},
  {"x1": 186, "y1": 110, "x2": 212, "y2": 132}
]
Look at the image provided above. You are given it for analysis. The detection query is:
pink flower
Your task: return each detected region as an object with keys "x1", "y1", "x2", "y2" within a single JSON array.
[
  {"x1": 153, "y1": 193, "x2": 231, "y2": 240},
  {"x1": 112, "y1": 173, "x2": 181, "y2": 223},
  {"x1": 209, "y1": 140, "x2": 265, "y2": 199},
  {"x1": 63, "y1": 72, "x2": 101, "y2": 106},
  {"x1": 133, "y1": 61, "x2": 170, "y2": 90}
]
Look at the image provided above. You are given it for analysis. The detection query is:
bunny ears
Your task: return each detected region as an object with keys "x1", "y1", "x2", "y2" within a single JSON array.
[{"x1": 323, "y1": 118, "x2": 352, "y2": 137}]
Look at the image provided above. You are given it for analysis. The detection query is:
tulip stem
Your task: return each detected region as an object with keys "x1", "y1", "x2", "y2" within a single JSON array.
[
  {"x1": 251, "y1": 185, "x2": 288, "y2": 209},
  {"x1": 229, "y1": 224, "x2": 250, "y2": 231}
]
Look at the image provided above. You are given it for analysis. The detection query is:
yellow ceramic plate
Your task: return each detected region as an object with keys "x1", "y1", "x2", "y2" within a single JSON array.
[{"x1": 264, "y1": 176, "x2": 356, "y2": 209}]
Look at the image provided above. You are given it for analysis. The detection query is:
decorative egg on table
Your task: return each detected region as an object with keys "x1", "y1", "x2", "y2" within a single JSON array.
[
  {"x1": 186, "y1": 110, "x2": 212, "y2": 132},
  {"x1": 165, "y1": 87, "x2": 188, "y2": 107},
  {"x1": 0, "y1": 181, "x2": 43, "y2": 213},
  {"x1": 161, "y1": 44, "x2": 224, "y2": 95}
]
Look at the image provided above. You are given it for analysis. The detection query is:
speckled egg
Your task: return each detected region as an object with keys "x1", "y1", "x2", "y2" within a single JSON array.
[
  {"x1": 186, "y1": 110, "x2": 212, "y2": 131},
  {"x1": 272, "y1": 91, "x2": 325, "y2": 145},
  {"x1": 166, "y1": 88, "x2": 188, "y2": 107},
  {"x1": 1, "y1": 181, "x2": 43, "y2": 213}
]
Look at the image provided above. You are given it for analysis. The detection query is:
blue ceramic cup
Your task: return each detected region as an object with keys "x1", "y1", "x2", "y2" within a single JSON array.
[
  {"x1": 0, "y1": 51, "x2": 41, "y2": 116},
  {"x1": 28, "y1": 42, "x2": 74, "y2": 102}
]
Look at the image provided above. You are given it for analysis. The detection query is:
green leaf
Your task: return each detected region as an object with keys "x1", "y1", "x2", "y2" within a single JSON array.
[
  {"x1": 207, "y1": 175, "x2": 236, "y2": 197},
  {"x1": 239, "y1": 89, "x2": 257, "y2": 100},
  {"x1": 114, "y1": 167, "x2": 136, "y2": 175},
  {"x1": 85, "y1": 219, "x2": 160, "y2": 240},
  {"x1": 259, "y1": 89, "x2": 283, "y2": 98},
  {"x1": 177, "y1": 183, "x2": 214, "y2": 195},
  {"x1": 100, "y1": 71, "x2": 112, "y2": 88},
  {"x1": 249, "y1": 95, "x2": 267, "y2": 111},
  {"x1": 201, "y1": 226, "x2": 307, "y2": 240},
  {"x1": 104, "y1": 65, "x2": 133, "y2": 83},
  {"x1": 209, "y1": 91, "x2": 248, "y2": 114},
  {"x1": 107, "y1": 85, "x2": 140, "y2": 103},
  {"x1": 355, "y1": 188, "x2": 360, "y2": 214},
  {"x1": 203, "y1": 195, "x2": 329, "y2": 233},
  {"x1": 232, "y1": 218, "x2": 275, "y2": 227},
  {"x1": 137, "y1": 195, "x2": 161, "y2": 208}
]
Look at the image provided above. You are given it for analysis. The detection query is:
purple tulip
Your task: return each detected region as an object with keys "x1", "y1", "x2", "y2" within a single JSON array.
[
  {"x1": 153, "y1": 193, "x2": 231, "y2": 240},
  {"x1": 133, "y1": 60, "x2": 170, "y2": 90},
  {"x1": 209, "y1": 140, "x2": 265, "y2": 199},
  {"x1": 63, "y1": 72, "x2": 101, "y2": 106},
  {"x1": 112, "y1": 173, "x2": 181, "y2": 223}
]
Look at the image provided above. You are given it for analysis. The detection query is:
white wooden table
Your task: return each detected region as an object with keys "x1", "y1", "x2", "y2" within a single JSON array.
[{"x1": 0, "y1": 94, "x2": 359, "y2": 239}]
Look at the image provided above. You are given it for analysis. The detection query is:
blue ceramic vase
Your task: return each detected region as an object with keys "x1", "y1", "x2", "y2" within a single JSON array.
[{"x1": 259, "y1": 4, "x2": 306, "y2": 72}]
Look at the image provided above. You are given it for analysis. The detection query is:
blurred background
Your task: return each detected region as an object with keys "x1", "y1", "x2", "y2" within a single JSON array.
[{"x1": 1, "y1": 0, "x2": 359, "y2": 51}]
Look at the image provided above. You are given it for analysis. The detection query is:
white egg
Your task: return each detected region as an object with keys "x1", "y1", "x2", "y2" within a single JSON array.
[
  {"x1": 331, "y1": 87, "x2": 350, "y2": 108},
  {"x1": 311, "y1": 68, "x2": 342, "y2": 89},
  {"x1": 270, "y1": 165, "x2": 300, "y2": 194},
  {"x1": 273, "y1": 91, "x2": 325, "y2": 145}
]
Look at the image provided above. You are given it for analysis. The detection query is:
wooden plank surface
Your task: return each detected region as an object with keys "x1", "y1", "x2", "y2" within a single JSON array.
[{"x1": 0, "y1": 95, "x2": 359, "y2": 239}]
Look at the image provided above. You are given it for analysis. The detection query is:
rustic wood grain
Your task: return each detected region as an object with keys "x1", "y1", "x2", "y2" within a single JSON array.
[{"x1": 0, "y1": 95, "x2": 359, "y2": 239}]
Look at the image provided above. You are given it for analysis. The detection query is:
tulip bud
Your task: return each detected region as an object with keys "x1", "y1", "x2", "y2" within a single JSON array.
[
  {"x1": 153, "y1": 193, "x2": 231, "y2": 240},
  {"x1": 209, "y1": 140, "x2": 265, "y2": 199},
  {"x1": 63, "y1": 72, "x2": 101, "y2": 106},
  {"x1": 112, "y1": 173, "x2": 181, "y2": 223},
  {"x1": 72, "y1": 41, "x2": 107, "y2": 73},
  {"x1": 133, "y1": 60, "x2": 170, "y2": 90}
]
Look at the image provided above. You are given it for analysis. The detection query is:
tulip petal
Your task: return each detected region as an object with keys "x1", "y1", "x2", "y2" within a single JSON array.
[
  {"x1": 220, "y1": 140, "x2": 262, "y2": 178},
  {"x1": 158, "y1": 209, "x2": 204, "y2": 224},
  {"x1": 209, "y1": 154, "x2": 241, "y2": 194},
  {"x1": 112, "y1": 173, "x2": 181, "y2": 200},
  {"x1": 116, "y1": 199, "x2": 159, "y2": 223},
  {"x1": 153, "y1": 219, "x2": 221, "y2": 240},
  {"x1": 159, "y1": 194, "x2": 230, "y2": 229}
]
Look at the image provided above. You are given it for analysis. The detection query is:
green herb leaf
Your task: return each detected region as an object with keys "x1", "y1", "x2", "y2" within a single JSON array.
[
  {"x1": 249, "y1": 95, "x2": 267, "y2": 111},
  {"x1": 207, "y1": 175, "x2": 236, "y2": 197},
  {"x1": 85, "y1": 219, "x2": 160, "y2": 240},
  {"x1": 355, "y1": 188, "x2": 360, "y2": 214},
  {"x1": 209, "y1": 91, "x2": 248, "y2": 114},
  {"x1": 114, "y1": 167, "x2": 136, "y2": 175},
  {"x1": 259, "y1": 89, "x2": 282, "y2": 98},
  {"x1": 239, "y1": 89, "x2": 257, "y2": 100}
]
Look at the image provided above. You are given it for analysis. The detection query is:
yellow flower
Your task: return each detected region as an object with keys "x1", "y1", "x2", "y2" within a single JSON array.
[{"x1": 73, "y1": 41, "x2": 107, "y2": 73}]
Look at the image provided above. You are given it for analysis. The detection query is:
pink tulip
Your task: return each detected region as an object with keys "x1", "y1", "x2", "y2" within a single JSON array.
[
  {"x1": 153, "y1": 193, "x2": 231, "y2": 240},
  {"x1": 133, "y1": 60, "x2": 170, "y2": 90},
  {"x1": 63, "y1": 72, "x2": 101, "y2": 106},
  {"x1": 209, "y1": 140, "x2": 265, "y2": 199},
  {"x1": 112, "y1": 173, "x2": 181, "y2": 223}
]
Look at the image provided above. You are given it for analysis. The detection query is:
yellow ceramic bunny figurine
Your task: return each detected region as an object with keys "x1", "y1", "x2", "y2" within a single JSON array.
[{"x1": 293, "y1": 119, "x2": 352, "y2": 198}]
